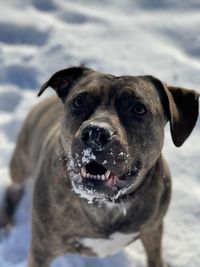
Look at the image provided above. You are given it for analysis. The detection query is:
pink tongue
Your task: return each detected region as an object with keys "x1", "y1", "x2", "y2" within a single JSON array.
[{"x1": 106, "y1": 174, "x2": 118, "y2": 186}]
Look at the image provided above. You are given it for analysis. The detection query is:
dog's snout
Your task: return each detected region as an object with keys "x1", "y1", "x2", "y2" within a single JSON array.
[{"x1": 81, "y1": 125, "x2": 112, "y2": 150}]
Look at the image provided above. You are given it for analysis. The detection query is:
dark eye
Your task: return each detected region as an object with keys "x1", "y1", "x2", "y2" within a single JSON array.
[
  {"x1": 131, "y1": 103, "x2": 147, "y2": 115},
  {"x1": 72, "y1": 96, "x2": 86, "y2": 109}
]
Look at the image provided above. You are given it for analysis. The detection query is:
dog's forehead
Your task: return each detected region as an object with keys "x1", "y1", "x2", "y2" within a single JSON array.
[
  {"x1": 71, "y1": 71, "x2": 159, "y2": 107},
  {"x1": 72, "y1": 71, "x2": 114, "y2": 93},
  {"x1": 114, "y1": 75, "x2": 158, "y2": 97},
  {"x1": 74, "y1": 71, "x2": 159, "y2": 99}
]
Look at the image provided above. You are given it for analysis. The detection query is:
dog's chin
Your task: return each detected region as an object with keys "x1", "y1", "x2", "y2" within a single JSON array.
[{"x1": 69, "y1": 161, "x2": 141, "y2": 203}]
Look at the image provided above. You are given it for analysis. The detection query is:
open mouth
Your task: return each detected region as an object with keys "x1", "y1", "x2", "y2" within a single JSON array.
[
  {"x1": 71, "y1": 159, "x2": 141, "y2": 202},
  {"x1": 79, "y1": 160, "x2": 140, "y2": 188},
  {"x1": 81, "y1": 161, "x2": 112, "y2": 181}
]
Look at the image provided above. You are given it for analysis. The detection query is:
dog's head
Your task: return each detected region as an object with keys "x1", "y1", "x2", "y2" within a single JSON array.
[{"x1": 38, "y1": 66, "x2": 199, "y2": 202}]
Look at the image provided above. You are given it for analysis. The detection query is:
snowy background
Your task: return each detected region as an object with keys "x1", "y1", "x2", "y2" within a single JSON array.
[{"x1": 0, "y1": 0, "x2": 200, "y2": 266}]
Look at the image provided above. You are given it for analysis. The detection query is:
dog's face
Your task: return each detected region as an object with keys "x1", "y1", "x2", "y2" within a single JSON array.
[
  {"x1": 39, "y1": 67, "x2": 199, "y2": 202},
  {"x1": 61, "y1": 72, "x2": 166, "y2": 201}
]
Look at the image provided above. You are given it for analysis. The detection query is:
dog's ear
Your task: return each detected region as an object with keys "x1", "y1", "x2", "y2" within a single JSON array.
[
  {"x1": 38, "y1": 66, "x2": 90, "y2": 103},
  {"x1": 146, "y1": 76, "x2": 199, "y2": 147}
]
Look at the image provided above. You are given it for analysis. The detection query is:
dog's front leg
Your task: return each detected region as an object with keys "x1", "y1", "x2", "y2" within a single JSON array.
[
  {"x1": 140, "y1": 223, "x2": 168, "y2": 267},
  {"x1": 28, "y1": 173, "x2": 57, "y2": 267},
  {"x1": 28, "y1": 251, "x2": 50, "y2": 267},
  {"x1": 28, "y1": 242, "x2": 53, "y2": 267}
]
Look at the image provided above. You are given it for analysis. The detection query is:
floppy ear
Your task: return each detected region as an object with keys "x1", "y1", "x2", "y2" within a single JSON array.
[
  {"x1": 38, "y1": 66, "x2": 91, "y2": 103},
  {"x1": 146, "y1": 76, "x2": 199, "y2": 147}
]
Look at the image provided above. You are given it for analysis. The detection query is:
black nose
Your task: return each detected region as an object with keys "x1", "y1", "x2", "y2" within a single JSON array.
[{"x1": 81, "y1": 125, "x2": 112, "y2": 151}]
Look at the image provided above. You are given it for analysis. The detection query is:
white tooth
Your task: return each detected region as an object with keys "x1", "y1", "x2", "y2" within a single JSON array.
[
  {"x1": 81, "y1": 167, "x2": 87, "y2": 177},
  {"x1": 105, "y1": 170, "x2": 111, "y2": 179},
  {"x1": 93, "y1": 175, "x2": 97, "y2": 179},
  {"x1": 82, "y1": 166, "x2": 87, "y2": 173},
  {"x1": 101, "y1": 175, "x2": 105, "y2": 180},
  {"x1": 86, "y1": 173, "x2": 90, "y2": 178},
  {"x1": 97, "y1": 175, "x2": 101, "y2": 179}
]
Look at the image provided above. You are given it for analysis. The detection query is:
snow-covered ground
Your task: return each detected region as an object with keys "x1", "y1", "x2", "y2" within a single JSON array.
[{"x1": 0, "y1": 0, "x2": 200, "y2": 266}]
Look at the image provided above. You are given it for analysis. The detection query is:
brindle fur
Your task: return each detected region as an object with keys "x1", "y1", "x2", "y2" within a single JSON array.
[{"x1": 1, "y1": 67, "x2": 199, "y2": 267}]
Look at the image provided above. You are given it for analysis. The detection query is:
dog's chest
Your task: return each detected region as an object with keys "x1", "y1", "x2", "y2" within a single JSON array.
[{"x1": 79, "y1": 232, "x2": 139, "y2": 257}]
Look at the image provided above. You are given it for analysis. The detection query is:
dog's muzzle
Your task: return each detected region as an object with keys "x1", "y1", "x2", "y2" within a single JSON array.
[{"x1": 68, "y1": 123, "x2": 141, "y2": 201}]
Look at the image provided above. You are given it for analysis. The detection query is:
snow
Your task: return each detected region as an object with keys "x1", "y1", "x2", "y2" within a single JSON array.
[
  {"x1": 71, "y1": 181, "x2": 105, "y2": 204},
  {"x1": 81, "y1": 148, "x2": 96, "y2": 164},
  {"x1": 0, "y1": 0, "x2": 200, "y2": 266}
]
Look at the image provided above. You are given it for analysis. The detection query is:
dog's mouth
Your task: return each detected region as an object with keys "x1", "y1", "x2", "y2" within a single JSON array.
[
  {"x1": 71, "y1": 160, "x2": 141, "y2": 202},
  {"x1": 81, "y1": 161, "x2": 111, "y2": 181},
  {"x1": 81, "y1": 161, "x2": 138, "y2": 184}
]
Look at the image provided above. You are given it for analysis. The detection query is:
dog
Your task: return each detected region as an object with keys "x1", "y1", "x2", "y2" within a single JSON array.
[{"x1": 1, "y1": 66, "x2": 199, "y2": 267}]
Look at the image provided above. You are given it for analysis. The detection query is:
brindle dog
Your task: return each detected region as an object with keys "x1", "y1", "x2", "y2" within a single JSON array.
[{"x1": 1, "y1": 67, "x2": 199, "y2": 267}]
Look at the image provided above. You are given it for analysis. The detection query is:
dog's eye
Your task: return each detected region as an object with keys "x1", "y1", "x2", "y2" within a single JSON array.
[
  {"x1": 72, "y1": 96, "x2": 86, "y2": 109},
  {"x1": 131, "y1": 103, "x2": 147, "y2": 115}
]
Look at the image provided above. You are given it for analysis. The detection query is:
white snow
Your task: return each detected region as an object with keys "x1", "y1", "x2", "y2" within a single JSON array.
[
  {"x1": 0, "y1": 0, "x2": 200, "y2": 267},
  {"x1": 71, "y1": 180, "x2": 107, "y2": 204},
  {"x1": 81, "y1": 148, "x2": 96, "y2": 164}
]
